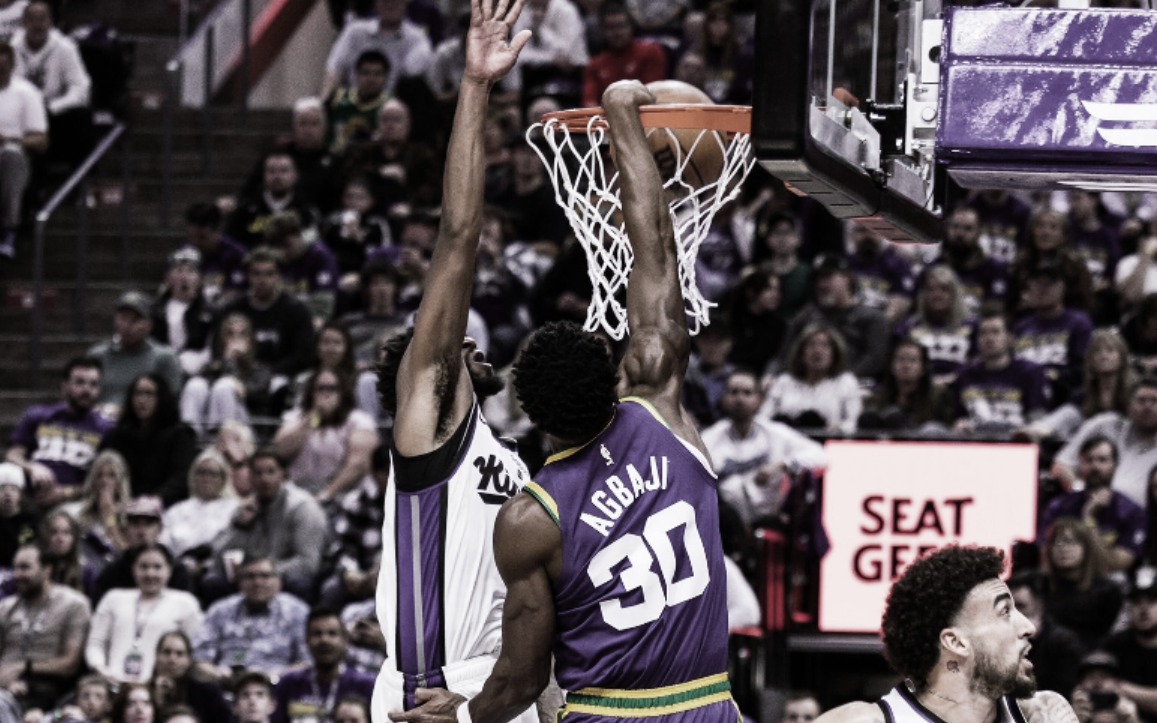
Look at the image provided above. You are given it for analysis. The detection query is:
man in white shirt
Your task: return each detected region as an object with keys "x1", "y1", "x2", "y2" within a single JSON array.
[
  {"x1": 702, "y1": 368, "x2": 828, "y2": 528},
  {"x1": 0, "y1": 38, "x2": 46, "y2": 258},
  {"x1": 322, "y1": 0, "x2": 433, "y2": 98},
  {"x1": 509, "y1": 0, "x2": 587, "y2": 96},
  {"x1": 11, "y1": 2, "x2": 90, "y2": 163}
]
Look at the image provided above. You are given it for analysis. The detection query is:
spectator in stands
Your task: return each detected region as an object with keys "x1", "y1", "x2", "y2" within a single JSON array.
[
  {"x1": 930, "y1": 206, "x2": 1009, "y2": 316},
  {"x1": 859, "y1": 338, "x2": 955, "y2": 433},
  {"x1": 7, "y1": 357, "x2": 112, "y2": 506},
  {"x1": 180, "y1": 313, "x2": 275, "y2": 438},
  {"x1": 472, "y1": 206, "x2": 533, "y2": 369},
  {"x1": 1117, "y1": 230, "x2": 1157, "y2": 313},
  {"x1": 752, "y1": 211, "x2": 812, "y2": 318},
  {"x1": 1009, "y1": 208, "x2": 1095, "y2": 315},
  {"x1": 213, "y1": 421, "x2": 256, "y2": 496},
  {"x1": 207, "y1": 449, "x2": 328, "y2": 602},
  {"x1": 1123, "y1": 295, "x2": 1157, "y2": 377},
  {"x1": 241, "y1": 98, "x2": 343, "y2": 217},
  {"x1": 87, "y1": 292, "x2": 182, "y2": 414},
  {"x1": 510, "y1": 0, "x2": 588, "y2": 100},
  {"x1": 779, "y1": 255, "x2": 890, "y2": 380},
  {"x1": 289, "y1": 321, "x2": 358, "y2": 412},
  {"x1": 581, "y1": 1, "x2": 667, "y2": 106},
  {"x1": 109, "y1": 683, "x2": 154, "y2": 723},
  {"x1": 1071, "y1": 652, "x2": 1144, "y2": 723},
  {"x1": 527, "y1": 238, "x2": 593, "y2": 326},
  {"x1": 340, "y1": 599, "x2": 387, "y2": 675},
  {"x1": 345, "y1": 98, "x2": 441, "y2": 218},
  {"x1": 1008, "y1": 571, "x2": 1085, "y2": 699},
  {"x1": 895, "y1": 264, "x2": 975, "y2": 386},
  {"x1": 319, "y1": 445, "x2": 387, "y2": 609},
  {"x1": 1054, "y1": 378, "x2": 1157, "y2": 510},
  {"x1": 492, "y1": 143, "x2": 571, "y2": 254},
  {"x1": 322, "y1": 177, "x2": 394, "y2": 297},
  {"x1": 967, "y1": 189, "x2": 1031, "y2": 266},
  {"x1": 727, "y1": 266, "x2": 786, "y2": 378},
  {"x1": 1041, "y1": 517, "x2": 1124, "y2": 650},
  {"x1": 233, "y1": 672, "x2": 277, "y2": 723},
  {"x1": 0, "y1": 543, "x2": 91, "y2": 717},
  {"x1": 327, "y1": 50, "x2": 391, "y2": 155},
  {"x1": 782, "y1": 692, "x2": 822, "y2": 723},
  {"x1": 0, "y1": 1, "x2": 26, "y2": 41},
  {"x1": 102, "y1": 374, "x2": 197, "y2": 506},
  {"x1": 682, "y1": 316, "x2": 736, "y2": 427},
  {"x1": 220, "y1": 246, "x2": 318, "y2": 398},
  {"x1": 39, "y1": 510, "x2": 94, "y2": 597},
  {"x1": 11, "y1": 2, "x2": 90, "y2": 163},
  {"x1": 183, "y1": 202, "x2": 248, "y2": 307},
  {"x1": 159, "y1": 449, "x2": 238, "y2": 575},
  {"x1": 335, "y1": 697, "x2": 372, "y2": 723},
  {"x1": 85, "y1": 542, "x2": 202, "y2": 683},
  {"x1": 93, "y1": 497, "x2": 192, "y2": 603},
  {"x1": 766, "y1": 323, "x2": 862, "y2": 434},
  {"x1": 152, "y1": 248, "x2": 214, "y2": 378},
  {"x1": 1103, "y1": 567, "x2": 1157, "y2": 723},
  {"x1": 27, "y1": 674, "x2": 113, "y2": 723},
  {"x1": 702, "y1": 368, "x2": 827, "y2": 528},
  {"x1": 847, "y1": 223, "x2": 915, "y2": 323},
  {"x1": 323, "y1": 0, "x2": 434, "y2": 99},
  {"x1": 1012, "y1": 262, "x2": 1094, "y2": 407},
  {"x1": 274, "y1": 369, "x2": 379, "y2": 502},
  {"x1": 270, "y1": 608, "x2": 375, "y2": 723},
  {"x1": 951, "y1": 311, "x2": 1050, "y2": 436},
  {"x1": 0, "y1": 463, "x2": 37, "y2": 569},
  {"x1": 1068, "y1": 190, "x2": 1122, "y2": 325},
  {"x1": 262, "y1": 210, "x2": 340, "y2": 321},
  {"x1": 1039, "y1": 436, "x2": 1147, "y2": 574},
  {"x1": 193, "y1": 554, "x2": 309, "y2": 686},
  {"x1": 62, "y1": 449, "x2": 131, "y2": 576},
  {"x1": 148, "y1": 631, "x2": 229, "y2": 723},
  {"x1": 0, "y1": 37, "x2": 45, "y2": 258},
  {"x1": 694, "y1": 2, "x2": 754, "y2": 103},
  {"x1": 228, "y1": 152, "x2": 319, "y2": 249},
  {"x1": 342, "y1": 261, "x2": 406, "y2": 411}
]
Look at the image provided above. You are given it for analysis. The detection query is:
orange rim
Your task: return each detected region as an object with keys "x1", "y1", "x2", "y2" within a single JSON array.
[{"x1": 540, "y1": 104, "x2": 752, "y2": 134}]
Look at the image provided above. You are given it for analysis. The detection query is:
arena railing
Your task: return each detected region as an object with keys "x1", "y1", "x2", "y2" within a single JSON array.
[{"x1": 30, "y1": 122, "x2": 130, "y2": 376}]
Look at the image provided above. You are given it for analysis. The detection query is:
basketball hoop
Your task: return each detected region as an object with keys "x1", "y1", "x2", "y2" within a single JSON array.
[{"x1": 528, "y1": 103, "x2": 756, "y2": 340}]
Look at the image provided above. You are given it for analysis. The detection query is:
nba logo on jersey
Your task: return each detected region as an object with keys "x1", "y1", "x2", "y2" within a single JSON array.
[{"x1": 473, "y1": 453, "x2": 523, "y2": 505}]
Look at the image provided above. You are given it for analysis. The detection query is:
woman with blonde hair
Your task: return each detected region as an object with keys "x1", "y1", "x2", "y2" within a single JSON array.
[
  {"x1": 895, "y1": 264, "x2": 975, "y2": 385},
  {"x1": 160, "y1": 449, "x2": 239, "y2": 561},
  {"x1": 1040, "y1": 517, "x2": 1123, "y2": 649},
  {"x1": 764, "y1": 323, "x2": 862, "y2": 433},
  {"x1": 62, "y1": 450, "x2": 131, "y2": 564}
]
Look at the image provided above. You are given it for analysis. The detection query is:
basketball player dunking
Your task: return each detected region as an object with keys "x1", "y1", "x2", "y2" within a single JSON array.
[
  {"x1": 389, "y1": 80, "x2": 738, "y2": 723},
  {"x1": 369, "y1": 0, "x2": 537, "y2": 721},
  {"x1": 817, "y1": 546, "x2": 1078, "y2": 723}
]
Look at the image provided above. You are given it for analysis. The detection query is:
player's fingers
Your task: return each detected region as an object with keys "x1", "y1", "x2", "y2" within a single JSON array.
[
  {"x1": 470, "y1": 0, "x2": 484, "y2": 23},
  {"x1": 387, "y1": 710, "x2": 416, "y2": 722},
  {"x1": 500, "y1": 0, "x2": 525, "y2": 25},
  {"x1": 509, "y1": 29, "x2": 533, "y2": 56}
]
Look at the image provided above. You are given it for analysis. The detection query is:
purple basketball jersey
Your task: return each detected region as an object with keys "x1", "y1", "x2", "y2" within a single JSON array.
[{"x1": 525, "y1": 398, "x2": 730, "y2": 693}]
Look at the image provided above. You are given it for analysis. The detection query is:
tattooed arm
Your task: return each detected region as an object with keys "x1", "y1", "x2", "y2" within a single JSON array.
[{"x1": 1022, "y1": 691, "x2": 1081, "y2": 723}]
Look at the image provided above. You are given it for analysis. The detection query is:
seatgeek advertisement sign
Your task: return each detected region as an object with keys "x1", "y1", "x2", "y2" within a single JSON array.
[{"x1": 818, "y1": 441, "x2": 1038, "y2": 634}]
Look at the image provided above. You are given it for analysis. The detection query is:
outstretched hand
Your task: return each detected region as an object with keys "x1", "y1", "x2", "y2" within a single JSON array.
[
  {"x1": 388, "y1": 688, "x2": 468, "y2": 723},
  {"x1": 464, "y1": 0, "x2": 533, "y2": 86}
]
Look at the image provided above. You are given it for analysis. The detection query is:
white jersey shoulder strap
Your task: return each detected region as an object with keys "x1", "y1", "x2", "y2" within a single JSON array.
[{"x1": 878, "y1": 686, "x2": 1028, "y2": 723}]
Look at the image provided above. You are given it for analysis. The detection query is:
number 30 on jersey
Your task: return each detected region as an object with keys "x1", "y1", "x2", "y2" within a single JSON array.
[{"x1": 586, "y1": 501, "x2": 710, "y2": 631}]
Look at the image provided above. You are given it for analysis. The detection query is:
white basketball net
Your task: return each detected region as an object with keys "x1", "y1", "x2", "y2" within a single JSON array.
[{"x1": 528, "y1": 111, "x2": 756, "y2": 340}]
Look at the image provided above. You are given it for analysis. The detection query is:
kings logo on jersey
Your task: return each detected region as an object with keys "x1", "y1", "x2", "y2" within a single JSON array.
[{"x1": 474, "y1": 453, "x2": 521, "y2": 505}]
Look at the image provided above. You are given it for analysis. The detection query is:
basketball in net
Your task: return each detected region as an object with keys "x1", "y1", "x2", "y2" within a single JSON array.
[{"x1": 528, "y1": 80, "x2": 756, "y2": 340}]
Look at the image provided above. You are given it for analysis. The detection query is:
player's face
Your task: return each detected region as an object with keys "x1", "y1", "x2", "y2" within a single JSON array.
[
  {"x1": 63, "y1": 367, "x2": 101, "y2": 411},
  {"x1": 958, "y1": 579, "x2": 1037, "y2": 699},
  {"x1": 462, "y1": 337, "x2": 505, "y2": 399},
  {"x1": 1077, "y1": 442, "x2": 1116, "y2": 488}
]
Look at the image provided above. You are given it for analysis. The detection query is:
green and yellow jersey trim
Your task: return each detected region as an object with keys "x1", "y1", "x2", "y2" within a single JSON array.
[
  {"x1": 524, "y1": 482, "x2": 560, "y2": 528},
  {"x1": 558, "y1": 673, "x2": 734, "y2": 718}
]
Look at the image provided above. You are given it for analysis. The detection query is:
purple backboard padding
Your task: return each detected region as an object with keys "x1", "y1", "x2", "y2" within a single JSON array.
[{"x1": 938, "y1": 7, "x2": 1157, "y2": 168}]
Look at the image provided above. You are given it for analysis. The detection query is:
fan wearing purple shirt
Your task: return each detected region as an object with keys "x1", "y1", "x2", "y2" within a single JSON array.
[
  {"x1": 1012, "y1": 263, "x2": 1093, "y2": 408},
  {"x1": 1067, "y1": 190, "x2": 1122, "y2": 325},
  {"x1": 928, "y1": 207, "x2": 1009, "y2": 317},
  {"x1": 271, "y1": 608, "x2": 375, "y2": 723},
  {"x1": 952, "y1": 311, "x2": 1050, "y2": 436},
  {"x1": 263, "y1": 211, "x2": 341, "y2": 322},
  {"x1": 966, "y1": 189, "x2": 1031, "y2": 266},
  {"x1": 847, "y1": 222, "x2": 915, "y2": 323},
  {"x1": 6, "y1": 357, "x2": 113, "y2": 507},
  {"x1": 184, "y1": 201, "x2": 248, "y2": 308}
]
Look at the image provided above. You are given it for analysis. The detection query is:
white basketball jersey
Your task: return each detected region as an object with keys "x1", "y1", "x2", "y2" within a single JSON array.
[
  {"x1": 879, "y1": 685, "x2": 1028, "y2": 723},
  {"x1": 376, "y1": 403, "x2": 529, "y2": 678}
]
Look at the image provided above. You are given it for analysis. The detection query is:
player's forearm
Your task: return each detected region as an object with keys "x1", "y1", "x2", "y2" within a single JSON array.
[
  {"x1": 439, "y1": 81, "x2": 491, "y2": 247},
  {"x1": 468, "y1": 660, "x2": 548, "y2": 723}
]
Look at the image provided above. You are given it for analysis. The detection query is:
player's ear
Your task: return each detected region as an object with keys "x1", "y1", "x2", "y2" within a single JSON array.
[{"x1": 939, "y1": 626, "x2": 968, "y2": 658}]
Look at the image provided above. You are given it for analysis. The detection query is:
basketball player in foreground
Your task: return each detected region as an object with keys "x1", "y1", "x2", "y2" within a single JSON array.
[
  {"x1": 369, "y1": 0, "x2": 537, "y2": 720},
  {"x1": 390, "y1": 79, "x2": 738, "y2": 723},
  {"x1": 816, "y1": 546, "x2": 1078, "y2": 723}
]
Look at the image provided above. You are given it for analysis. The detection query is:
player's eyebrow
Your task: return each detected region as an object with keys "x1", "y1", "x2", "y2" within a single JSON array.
[{"x1": 993, "y1": 592, "x2": 1011, "y2": 609}]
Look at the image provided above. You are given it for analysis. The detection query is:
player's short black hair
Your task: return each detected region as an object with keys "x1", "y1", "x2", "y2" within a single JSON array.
[
  {"x1": 881, "y1": 545, "x2": 1005, "y2": 690},
  {"x1": 376, "y1": 327, "x2": 415, "y2": 417},
  {"x1": 513, "y1": 321, "x2": 619, "y2": 443}
]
